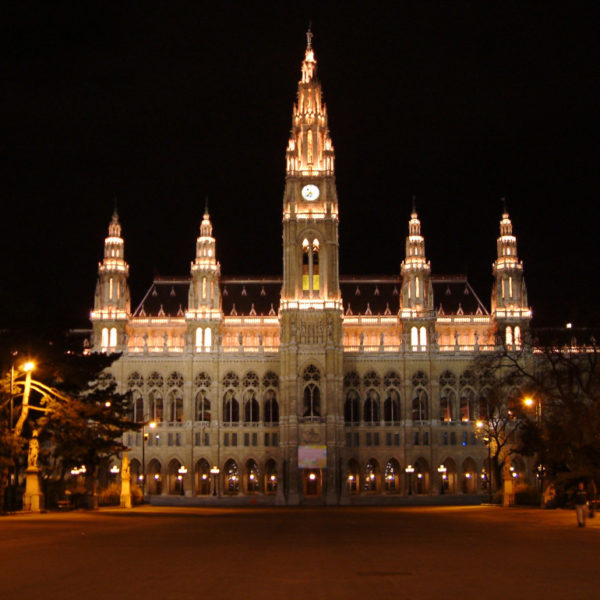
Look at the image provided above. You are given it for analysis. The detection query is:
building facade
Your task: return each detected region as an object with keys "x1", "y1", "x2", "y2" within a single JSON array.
[{"x1": 90, "y1": 34, "x2": 531, "y2": 503}]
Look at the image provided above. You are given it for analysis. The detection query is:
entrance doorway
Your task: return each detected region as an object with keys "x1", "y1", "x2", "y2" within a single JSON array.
[{"x1": 302, "y1": 469, "x2": 322, "y2": 498}]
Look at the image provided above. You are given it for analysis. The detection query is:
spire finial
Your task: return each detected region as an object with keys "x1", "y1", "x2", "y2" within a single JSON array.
[
  {"x1": 501, "y1": 196, "x2": 508, "y2": 215},
  {"x1": 412, "y1": 194, "x2": 417, "y2": 215},
  {"x1": 204, "y1": 196, "x2": 209, "y2": 216},
  {"x1": 306, "y1": 23, "x2": 313, "y2": 50},
  {"x1": 112, "y1": 197, "x2": 118, "y2": 219}
]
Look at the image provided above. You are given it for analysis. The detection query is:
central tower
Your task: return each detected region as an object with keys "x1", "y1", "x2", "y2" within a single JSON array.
[
  {"x1": 281, "y1": 29, "x2": 340, "y2": 306},
  {"x1": 280, "y1": 30, "x2": 343, "y2": 504}
]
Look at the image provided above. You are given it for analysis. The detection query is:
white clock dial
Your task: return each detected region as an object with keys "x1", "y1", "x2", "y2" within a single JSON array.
[{"x1": 301, "y1": 184, "x2": 320, "y2": 201}]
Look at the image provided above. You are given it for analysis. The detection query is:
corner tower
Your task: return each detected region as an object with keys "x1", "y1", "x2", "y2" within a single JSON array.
[
  {"x1": 186, "y1": 204, "x2": 222, "y2": 351},
  {"x1": 400, "y1": 204, "x2": 435, "y2": 349},
  {"x1": 91, "y1": 209, "x2": 130, "y2": 352},
  {"x1": 491, "y1": 207, "x2": 531, "y2": 347},
  {"x1": 279, "y1": 30, "x2": 343, "y2": 505}
]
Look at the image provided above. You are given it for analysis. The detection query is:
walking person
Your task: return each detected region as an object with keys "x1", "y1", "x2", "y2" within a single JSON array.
[{"x1": 574, "y1": 481, "x2": 588, "y2": 527}]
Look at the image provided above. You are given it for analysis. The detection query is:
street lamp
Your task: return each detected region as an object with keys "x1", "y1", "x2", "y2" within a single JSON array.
[
  {"x1": 210, "y1": 466, "x2": 220, "y2": 497},
  {"x1": 14, "y1": 361, "x2": 36, "y2": 437},
  {"x1": 405, "y1": 464, "x2": 415, "y2": 495},
  {"x1": 523, "y1": 396, "x2": 545, "y2": 504},
  {"x1": 141, "y1": 420, "x2": 156, "y2": 496},
  {"x1": 476, "y1": 419, "x2": 493, "y2": 503},
  {"x1": 177, "y1": 465, "x2": 188, "y2": 496},
  {"x1": 437, "y1": 465, "x2": 447, "y2": 495}
]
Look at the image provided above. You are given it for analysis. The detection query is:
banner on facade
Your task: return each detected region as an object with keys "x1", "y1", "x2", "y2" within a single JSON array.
[{"x1": 298, "y1": 445, "x2": 327, "y2": 469}]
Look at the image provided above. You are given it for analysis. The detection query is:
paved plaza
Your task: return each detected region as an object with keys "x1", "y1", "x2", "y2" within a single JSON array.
[{"x1": 1, "y1": 505, "x2": 597, "y2": 600}]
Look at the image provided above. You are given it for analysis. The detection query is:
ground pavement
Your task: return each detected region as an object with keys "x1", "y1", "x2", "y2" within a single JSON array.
[{"x1": 0, "y1": 505, "x2": 597, "y2": 600}]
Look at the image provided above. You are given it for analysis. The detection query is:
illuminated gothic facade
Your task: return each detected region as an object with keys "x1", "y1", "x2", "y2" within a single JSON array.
[{"x1": 91, "y1": 34, "x2": 531, "y2": 503}]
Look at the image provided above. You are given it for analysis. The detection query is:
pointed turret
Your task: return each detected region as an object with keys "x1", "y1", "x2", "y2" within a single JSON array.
[
  {"x1": 187, "y1": 202, "x2": 222, "y2": 351},
  {"x1": 285, "y1": 29, "x2": 335, "y2": 178},
  {"x1": 400, "y1": 204, "x2": 434, "y2": 349},
  {"x1": 91, "y1": 209, "x2": 130, "y2": 352},
  {"x1": 492, "y1": 206, "x2": 531, "y2": 347}
]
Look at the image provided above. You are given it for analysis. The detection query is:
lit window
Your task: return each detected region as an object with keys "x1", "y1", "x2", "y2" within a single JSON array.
[
  {"x1": 419, "y1": 326, "x2": 427, "y2": 347},
  {"x1": 411, "y1": 327, "x2": 418, "y2": 348},
  {"x1": 514, "y1": 325, "x2": 521, "y2": 347},
  {"x1": 204, "y1": 327, "x2": 212, "y2": 350},
  {"x1": 109, "y1": 327, "x2": 117, "y2": 348},
  {"x1": 506, "y1": 326, "x2": 513, "y2": 347},
  {"x1": 101, "y1": 327, "x2": 108, "y2": 348}
]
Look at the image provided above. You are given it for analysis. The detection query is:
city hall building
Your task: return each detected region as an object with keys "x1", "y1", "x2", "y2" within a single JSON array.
[{"x1": 90, "y1": 33, "x2": 531, "y2": 503}]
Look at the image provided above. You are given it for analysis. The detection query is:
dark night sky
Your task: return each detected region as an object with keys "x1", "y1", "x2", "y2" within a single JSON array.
[{"x1": 2, "y1": 3, "x2": 599, "y2": 333}]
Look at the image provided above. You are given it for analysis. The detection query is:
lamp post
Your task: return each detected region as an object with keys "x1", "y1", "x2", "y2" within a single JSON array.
[
  {"x1": 405, "y1": 464, "x2": 415, "y2": 495},
  {"x1": 177, "y1": 465, "x2": 188, "y2": 496},
  {"x1": 210, "y1": 466, "x2": 220, "y2": 497},
  {"x1": 524, "y1": 396, "x2": 545, "y2": 505},
  {"x1": 141, "y1": 420, "x2": 156, "y2": 497},
  {"x1": 476, "y1": 420, "x2": 493, "y2": 503},
  {"x1": 437, "y1": 465, "x2": 447, "y2": 495},
  {"x1": 13, "y1": 361, "x2": 35, "y2": 438}
]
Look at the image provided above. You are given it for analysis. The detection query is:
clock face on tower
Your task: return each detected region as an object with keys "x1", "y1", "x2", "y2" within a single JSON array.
[{"x1": 301, "y1": 184, "x2": 320, "y2": 201}]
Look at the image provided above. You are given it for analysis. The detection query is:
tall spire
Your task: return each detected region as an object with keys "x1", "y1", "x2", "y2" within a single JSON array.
[
  {"x1": 286, "y1": 31, "x2": 335, "y2": 176},
  {"x1": 491, "y1": 206, "x2": 531, "y2": 345},
  {"x1": 91, "y1": 209, "x2": 131, "y2": 351},
  {"x1": 400, "y1": 206, "x2": 433, "y2": 318}
]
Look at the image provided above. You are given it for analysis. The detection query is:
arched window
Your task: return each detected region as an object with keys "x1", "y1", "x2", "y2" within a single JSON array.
[
  {"x1": 364, "y1": 459, "x2": 379, "y2": 493},
  {"x1": 385, "y1": 459, "x2": 400, "y2": 492},
  {"x1": 265, "y1": 459, "x2": 278, "y2": 494},
  {"x1": 101, "y1": 327, "x2": 108, "y2": 348},
  {"x1": 263, "y1": 389, "x2": 279, "y2": 424},
  {"x1": 412, "y1": 389, "x2": 428, "y2": 421},
  {"x1": 363, "y1": 390, "x2": 380, "y2": 424},
  {"x1": 440, "y1": 388, "x2": 456, "y2": 422},
  {"x1": 460, "y1": 388, "x2": 477, "y2": 422},
  {"x1": 195, "y1": 391, "x2": 211, "y2": 422},
  {"x1": 223, "y1": 390, "x2": 239, "y2": 424},
  {"x1": 224, "y1": 460, "x2": 239, "y2": 494},
  {"x1": 302, "y1": 238, "x2": 320, "y2": 295},
  {"x1": 243, "y1": 390, "x2": 260, "y2": 423},
  {"x1": 411, "y1": 327, "x2": 419, "y2": 347},
  {"x1": 196, "y1": 459, "x2": 211, "y2": 495},
  {"x1": 302, "y1": 365, "x2": 321, "y2": 418},
  {"x1": 131, "y1": 390, "x2": 144, "y2": 423},
  {"x1": 303, "y1": 384, "x2": 321, "y2": 417},
  {"x1": 149, "y1": 390, "x2": 163, "y2": 423},
  {"x1": 344, "y1": 390, "x2": 360, "y2": 425},
  {"x1": 246, "y1": 460, "x2": 260, "y2": 493},
  {"x1": 204, "y1": 327, "x2": 212, "y2": 350},
  {"x1": 195, "y1": 327, "x2": 203, "y2": 348},
  {"x1": 109, "y1": 327, "x2": 117, "y2": 348},
  {"x1": 514, "y1": 325, "x2": 521, "y2": 347},
  {"x1": 419, "y1": 326, "x2": 427, "y2": 347},
  {"x1": 383, "y1": 390, "x2": 400, "y2": 424},
  {"x1": 506, "y1": 326, "x2": 513, "y2": 346},
  {"x1": 168, "y1": 389, "x2": 183, "y2": 423},
  {"x1": 307, "y1": 129, "x2": 313, "y2": 164}
]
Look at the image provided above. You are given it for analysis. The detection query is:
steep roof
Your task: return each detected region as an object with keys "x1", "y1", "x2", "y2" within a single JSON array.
[{"x1": 133, "y1": 275, "x2": 488, "y2": 318}]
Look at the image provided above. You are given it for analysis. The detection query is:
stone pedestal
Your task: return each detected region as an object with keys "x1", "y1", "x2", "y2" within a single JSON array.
[
  {"x1": 120, "y1": 454, "x2": 132, "y2": 508},
  {"x1": 23, "y1": 468, "x2": 44, "y2": 512},
  {"x1": 503, "y1": 478, "x2": 515, "y2": 507}
]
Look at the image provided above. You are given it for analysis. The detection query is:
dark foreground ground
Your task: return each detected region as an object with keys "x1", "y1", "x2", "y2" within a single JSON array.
[{"x1": 1, "y1": 505, "x2": 597, "y2": 600}]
